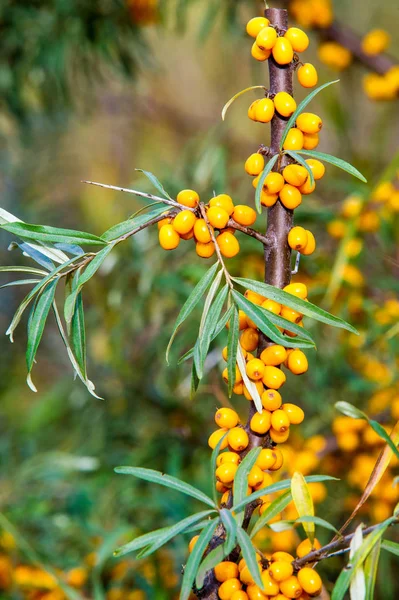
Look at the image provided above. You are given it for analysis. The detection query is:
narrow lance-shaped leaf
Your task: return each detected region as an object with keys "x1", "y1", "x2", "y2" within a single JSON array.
[
  {"x1": 364, "y1": 538, "x2": 381, "y2": 600},
  {"x1": 381, "y1": 540, "x2": 399, "y2": 558},
  {"x1": 195, "y1": 545, "x2": 226, "y2": 590},
  {"x1": 199, "y1": 269, "x2": 223, "y2": 336},
  {"x1": 0, "y1": 279, "x2": 41, "y2": 290},
  {"x1": 233, "y1": 277, "x2": 358, "y2": 335},
  {"x1": 70, "y1": 292, "x2": 87, "y2": 380},
  {"x1": 280, "y1": 80, "x2": 339, "y2": 149},
  {"x1": 180, "y1": 518, "x2": 219, "y2": 600},
  {"x1": 227, "y1": 304, "x2": 239, "y2": 396},
  {"x1": 291, "y1": 472, "x2": 315, "y2": 544},
  {"x1": 349, "y1": 525, "x2": 366, "y2": 600},
  {"x1": 237, "y1": 527, "x2": 264, "y2": 590},
  {"x1": 236, "y1": 343, "x2": 263, "y2": 412},
  {"x1": 233, "y1": 448, "x2": 261, "y2": 526},
  {"x1": 250, "y1": 492, "x2": 292, "y2": 539},
  {"x1": 0, "y1": 266, "x2": 48, "y2": 276},
  {"x1": 295, "y1": 515, "x2": 339, "y2": 535},
  {"x1": 26, "y1": 279, "x2": 58, "y2": 392},
  {"x1": 285, "y1": 150, "x2": 315, "y2": 187},
  {"x1": 255, "y1": 154, "x2": 279, "y2": 214},
  {"x1": 220, "y1": 509, "x2": 238, "y2": 556},
  {"x1": 265, "y1": 309, "x2": 314, "y2": 343},
  {"x1": 166, "y1": 262, "x2": 219, "y2": 363},
  {"x1": 114, "y1": 467, "x2": 217, "y2": 509},
  {"x1": 1, "y1": 222, "x2": 108, "y2": 246},
  {"x1": 102, "y1": 205, "x2": 168, "y2": 241},
  {"x1": 197, "y1": 285, "x2": 229, "y2": 379},
  {"x1": 297, "y1": 150, "x2": 367, "y2": 183},
  {"x1": 17, "y1": 242, "x2": 55, "y2": 271},
  {"x1": 178, "y1": 305, "x2": 233, "y2": 364},
  {"x1": 135, "y1": 169, "x2": 174, "y2": 200}
]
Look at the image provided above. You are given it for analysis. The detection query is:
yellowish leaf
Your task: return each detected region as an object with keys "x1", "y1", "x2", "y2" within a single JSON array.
[{"x1": 291, "y1": 471, "x2": 315, "y2": 543}]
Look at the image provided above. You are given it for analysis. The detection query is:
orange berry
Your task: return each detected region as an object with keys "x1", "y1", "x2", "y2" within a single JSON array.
[
  {"x1": 255, "y1": 98, "x2": 275, "y2": 123},
  {"x1": 261, "y1": 570, "x2": 280, "y2": 596},
  {"x1": 361, "y1": 29, "x2": 390, "y2": 55},
  {"x1": 217, "y1": 231, "x2": 240, "y2": 258},
  {"x1": 244, "y1": 290, "x2": 265, "y2": 305},
  {"x1": 210, "y1": 194, "x2": 235, "y2": 216},
  {"x1": 233, "y1": 205, "x2": 257, "y2": 226},
  {"x1": 283, "y1": 129, "x2": 304, "y2": 151},
  {"x1": 261, "y1": 190, "x2": 279, "y2": 207},
  {"x1": 189, "y1": 535, "x2": 199, "y2": 553},
  {"x1": 302, "y1": 231, "x2": 316, "y2": 255},
  {"x1": 246, "y1": 358, "x2": 265, "y2": 381},
  {"x1": 215, "y1": 562, "x2": 240, "y2": 583},
  {"x1": 288, "y1": 227, "x2": 308, "y2": 251},
  {"x1": 215, "y1": 408, "x2": 240, "y2": 429},
  {"x1": 296, "y1": 538, "x2": 321, "y2": 558},
  {"x1": 216, "y1": 462, "x2": 239, "y2": 484},
  {"x1": 222, "y1": 366, "x2": 242, "y2": 385},
  {"x1": 302, "y1": 132, "x2": 319, "y2": 150},
  {"x1": 264, "y1": 172, "x2": 285, "y2": 194},
  {"x1": 296, "y1": 113, "x2": 322, "y2": 135},
  {"x1": 270, "y1": 428, "x2": 290, "y2": 443},
  {"x1": 261, "y1": 389, "x2": 283, "y2": 411},
  {"x1": 231, "y1": 591, "x2": 249, "y2": 600},
  {"x1": 240, "y1": 328, "x2": 259, "y2": 352},
  {"x1": 279, "y1": 575, "x2": 303, "y2": 598},
  {"x1": 262, "y1": 366, "x2": 287, "y2": 389},
  {"x1": 251, "y1": 42, "x2": 271, "y2": 62},
  {"x1": 177, "y1": 189, "x2": 199, "y2": 208},
  {"x1": 260, "y1": 345, "x2": 287, "y2": 366},
  {"x1": 245, "y1": 153, "x2": 265, "y2": 176},
  {"x1": 158, "y1": 216, "x2": 172, "y2": 229},
  {"x1": 194, "y1": 218, "x2": 212, "y2": 243},
  {"x1": 256, "y1": 448, "x2": 278, "y2": 471},
  {"x1": 287, "y1": 349, "x2": 308, "y2": 375},
  {"x1": 196, "y1": 241, "x2": 215, "y2": 258},
  {"x1": 208, "y1": 206, "x2": 230, "y2": 229},
  {"x1": 248, "y1": 100, "x2": 260, "y2": 121},
  {"x1": 282, "y1": 403, "x2": 305, "y2": 425},
  {"x1": 172, "y1": 210, "x2": 196, "y2": 235},
  {"x1": 227, "y1": 427, "x2": 249, "y2": 452},
  {"x1": 250, "y1": 410, "x2": 272, "y2": 435},
  {"x1": 298, "y1": 178, "x2": 316, "y2": 195},
  {"x1": 233, "y1": 382, "x2": 244, "y2": 395},
  {"x1": 297, "y1": 568, "x2": 322, "y2": 596},
  {"x1": 159, "y1": 224, "x2": 180, "y2": 250},
  {"x1": 217, "y1": 452, "x2": 241, "y2": 466},
  {"x1": 271, "y1": 551, "x2": 295, "y2": 563},
  {"x1": 283, "y1": 282, "x2": 307, "y2": 299},
  {"x1": 284, "y1": 27, "x2": 309, "y2": 52},
  {"x1": 246, "y1": 16, "x2": 270, "y2": 39},
  {"x1": 269, "y1": 447, "x2": 284, "y2": 470},
  {"x1": 246, "y1": 584, "x2": 267, "y2": 600},
  {"x1": 181, "y1": 229, "x2": 194, "y2": 240},
  {"x1": 272, "y1": 37, "x2": 294, "y2": 65},
  {"x1": 218, "y1": 578, "x2": 242, "y2": 600},
  {"x1": 248, "y1": 465, "x2": 265, "y2": 488},
  {"x1": 280, "y1": 306, "x2": 302, "y2": 324},
  {"x1": 256, "y1": 26, "x2": 278, "y2": 50},
  {"x1": 271, "y1": 409, "x2": 290, "y2": 433},
  {"x1": 261, "y1": 299, "x2": 281, "y2": 315},
  {"x1": 283, "y1": 164, "x2": 309, "y2": 187},
  {"x1": 220, "y1": 491, "x2": 230, "y2": 504},
  {"x1": 274, "y1": 92, "x2": 297, "y2": 117},
  {"x1": 297, "y1": 63, "x2": 318, "y2": 88},
  {"x1": 208, "y1": 429, "x2": 229, "y2": 450},
  {"x1": 279, "y1": 184, "x2": 302, "y2": 210},
  {"x1": 269, "y1": 560, "x2": 294, "y2": 582}
]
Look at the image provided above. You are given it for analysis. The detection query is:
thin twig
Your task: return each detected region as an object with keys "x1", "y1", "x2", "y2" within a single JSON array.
[
  {"x1": 199, "y1": 204, "x2": 234, "y2": 290},
  {"x1": 227, "y1": 219, "x2": 270, "y2": 245}
]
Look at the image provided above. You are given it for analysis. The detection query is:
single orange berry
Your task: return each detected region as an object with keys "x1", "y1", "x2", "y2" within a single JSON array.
[
  {"x1": 274, "y1": 92, "x2": 297, "y2": 117},
  {"x1": 181, "y1": 229, "x2": 194, "y2": 240},
  {"x1": 361, "y1": 29, "x2": 390, "y2": 56},
  {"x1": 260, "y1": 190, "x2": 279, "y2": 207},
  {"x1": 288, "y1": 349, "x2": 308, "y2": 375},
  {"x1": 256, "y1": 448, "x2": 278, "y2": 471},
  {"x1": 272, "y1": 37, "x2": 294, "y2": 65},
  {"x1": 261, "y1": 571, "x2": 280, "y2": 596},
  {"x1": 298, "y1": 178, "x2": 316, "y2": 195},
  {"x1": 306, "y1": 159, "x2": 325, "y2": 180},
  {"x1": 256, "y1": 26, "x2": 278, "y2": 50},
  {"x1": 271, "y1": 409, "x2": 291, "y2": 433},
  {"x1": 210, "y1": 194, "x2": 235, "y2": 216},
  {"x1": 280, "y1": 306, "x2": 302, "y2": 323},
  {"x1": 189, "y1": 535, "x2": 199, "y2": 553},
  {"x1": 248, "y1": 100, "x2": 260, "y2": 121},
  {"x1": 296, "y1": 113, "x2": 322, "y2": 135},
  {"x1": 246, "y1": 16, "x2": 270, "y2": 39},
  {"x1": 233, "y1": 205, "x2": 257, "y2": 226},
  {"x1": 208, "y1": 429, "x2": 229, "y2": 450},
  {"x1": 240, "y1": 328, "x2": 259, "y2": 352},
  {"x1": 245, "y1": 153, "x2": 265, "y2": 176},
  {"x1": 247, "y1": 465, "x2": 265, "y2": 488},
  {"x1": 271, "y1": 551, "x2": 295, "y2": 563},
  {"x1": 172, "y1": 210, "x2": 196, "y2": 235},
  {"x1": 282, "y1": 403, "x2": 305, "y2": 425},
  {"x1": 269, "y1": 560, "x2": 294, "y2": 582},
  {"x1": 264, "y1": 172, "x2": 285, "y2": 194},
  {"x1": 157, "y1": 216, "x2": 172, "y2": 229},
  {"x1": 261, "y1": 298, "x2": 281, "y2": 315},
  {"x1": 260, "y1": 345, "x2": 287, "y2": 366},
  {"x1": 284, "y1": 27, "x2": 309, "y2": 52},
  {"x1": 251, "y1": 42, "x2": 271, "y2": 62},
  {"x1": 288, "y1": 226, "x2": 308, "y2": 251},
  {"x1": 250, "y1": 411, "x2": 272, "y2": 435},
  {"x1": 246, "y1": 358, "x2": 265, "y2": 381},
  {"x1": 222, "y1": 366, "x2": 242, "y2": 385},
  {"x1": 283, "y1": 282, "x2": 307, "y2": 299},
  {"x1": 215, "y1": 408, "x2": 240, "y2": 429},
  {"x1": 279, "y1": 575, "x2": 303, "y2": 598},
  {"x1": 262, "y1": 366, "x2": 286, "y2": 390},
  {"x1": 269, "y1": 427, "x2": 290, "y2": 443},
  {"x1": 215, "y1": 462, "x2": 238, "y2": 484},
  {"x1": 218, "y1": 578, "x2": 242, "y2": 600},
  {"x1": 231, "y1": 591, "x2": 249, "y2": 600},
  {"x1": 159, "y1": 224, "x2": 180, "y2": 250},
  {"x1": 227, "y1": 427, "x2": 249, "y2": 452},
  {"x1": 296, "y1": 538, "x2": 321, "y2": 558},
  {"x1": 283, "y1": 128, "x2": 304, "y2": 151},
  {"x1": 302, "y1": 230, "x2": 316, "y2": 255},
  {"x1": 269, "y1": 447, "x2": 284, "y2": 470},
  {"x1": 217, "y1": 451, "x2": 241, "y2": 466},
  {"x1": 255, "y1": 98, "x2": 275, "y2": 123},
  {"x1": 261, "y1": 388, "x2": 283, "y2": 411},
  {"x1": 207, "y1": 206, "x2": 230, "y2": 229},
  {"x1": 177, "y1": 189, "x2": 199, "y2": 208},
  {"x1": 244, "y1": 289, "x2": 265, "y2": 305},
  {"x1": 279, "y1": 184, "x2": 302, "y2": 210},
  {"x1": 217, "y1": 231, "x2": 240, "y2": 258},
  {"x1": 283, "y1": 164, "x2": 308, "y2": 187},
  {"x1": 233, "y1": 381, "x2": 244, "y2": 395},
  {"x1": 297, "y1": 63, "x2": 318, "y2": 88},
  {"x1": 194, "y1": 218, "x2": 212, "y2": 243},
  {"x1": 302, "y1": 132, "x2": 319, "y2": 150},
  {"x1": 196, "y1": 241, "x2": 215, "y2": 258},
  {"x1": 215, "y1": 561, "x2": 240, "y2": 583},
  {"x1": 297, "y1": 568, "x2": 322, "y2": 596}
]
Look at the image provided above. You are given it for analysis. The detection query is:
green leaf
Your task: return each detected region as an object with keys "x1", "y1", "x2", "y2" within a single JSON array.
[
  {"x1": 1, "y1": 222, "x2": 108, "y2": 246},
  {"x1": 331, "y1": 518, "x2": 396, "y2": 600},
  {"x1": 250, "y1": 492, "x2": 292, "y2": 539},
  {"x1": 335, "y1": 402, "x2": 399, "y2": 460},
  {"x1": 255, "y1": 154, "x2": 279, "y2": 214},
  {"x1": 114, "y1": 467, "x2": 217, "y2": 509},
  {"x1": 296, "y1": 150, "x2": 367, "y2": 183},
  {"x1": 102, "y1": 205, "x2": 168, "y2": 241},
  {"x1": 364, "y1": 538, "x2": 381, "y2": 600},
  {"x1": 195, "y1": 544, "x2": 227, "y2": 590},
  {"x1": 381, "y1": 540, "x2": 399, "y2": 557},
  {"x1": 70, "y1": 292, "x2": 87, "y2": 379},
  {"x1": 211, "y1": 432, "x2": 229, "y2": 506},
  {"x1": 295, "y1": 515, "x2": 340, "y2": 535},
  {"x1": 0, "y1": 279, "x2": 41, "y2": 289},
  {"x1": 220, "y1": 509, "x2": 238, "y2": 556},
  {"x1": 64, "y1": 244, "x2": 114, "y2": 324},
  {"x1": 264, "y1": 309, "x2": 314, "y2": 343},
  {"x1": 166, "y1": 262, "x2": 219, "y2": 363},
  {"x1": 285, "y1": 150, "x2": 315, "y2": 187},
  {"x1": 236, "y1": 344, "x2": 262, "y2": 412},
  {"x1": 291, "y1": 472, "x2": 315, "y2": 544},
  {"x1": 135, "y1": 169, "x2": 173, "y2": 200},
  {"x1": 233, "y1": 278, "x2": 358, "y2": 335},
  {"x1": 232, "y1": 290, "x2": 315, "y2": 349},
  {"x1": 236, "y1": 527, "x2": 264, "y2": 590},
  {"x1": 199, "y1": 270, "x2": 223, "y2": 336},
  {"x1": 349, "y1": 525, "x2": 366, "y2": 600},
  {"x1": 280, "y1": 80, "x2": 339, "y2": 149},
  {"x1": 115, "y1": 510, "x2": 215, "y2": 558},
  {"x1": 222, "y1": 85, "x2": 266, "y2": 121},
  {"x1": 180, "y1": 518, "x2": 219, "y2": 600},
  {"x1": 26, "y1": 279, "x2": 58, "y2": 390},
  {"x1": 197, "y1": 285, "x2": 229, "y2": 379},
  {"x1": 227, "y1": 305, "x2": 239, "y2": 397},
  {"x1": 191, "y1": 361, "x2": 200, "y2": 399},
  {"x1": 232, "y1": 475, "x2": 338, "y2": 514},
  {"x1": 233, "y1": 448, "x2": 261, "y2": 526},
  {"x1": 0, "y1": 266, "x2": 48, "y2": 276}
]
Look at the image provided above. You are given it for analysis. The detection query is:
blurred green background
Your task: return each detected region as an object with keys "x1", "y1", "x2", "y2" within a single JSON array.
[{"x1": 0, "y1": 1, "x2": 398, "y2": 598}]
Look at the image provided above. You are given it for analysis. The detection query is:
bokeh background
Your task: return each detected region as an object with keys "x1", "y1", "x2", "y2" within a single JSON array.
[{"x1": 0, "y1": 1, "x2": 398, "y2": 598}]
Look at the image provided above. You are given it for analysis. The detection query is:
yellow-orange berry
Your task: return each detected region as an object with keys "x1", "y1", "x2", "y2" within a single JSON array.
[
  {"x1": 261, "y1": 571, "x2": 280, "y2": 596},
  {"x1": 270, "y1": 427, "x2": 290, "y2": 443},
  {"x1": 318, "y1": 42, "x2": 352, "y2": 71},
  {"x1": 271, "y1": 409, "x2": 290, "y2": 433},
  {"x1": 244, "y1": 290, "x2": 265, "y2": 305},
  {"x1": 218, "y1": 578, "x2": 242, "y2": 600},
  {"x1": 217, "y1": 231, "x2": 240, "y2": 258},
  {"x1": 255, "y1": 98, "x2": 275, "y2": 123},
  {"x1": 272, "y1": 37, "x2": 294, "y2": 65},
  {"x1": 297, "y1": 568, "x2": 322, "y2": 596},
  {"x1": 283, "y1": 282, "x2": 307, "y2": 299},
  {"x1": 177, "y1": 189, "x2": 199, "y2": 208},
  {"x1": 216, "y1": 462, "x2": 239, "y2": 484},
  {"x1": 215, "y1": 408, "x2": 240, "y2": 429},
  {"x1": 220, "y1": 491, "x2": 230, "y2": 505},
  {"x1": 245, "y1": 153, "x2": 265, "y2": 177},
  {"x1": 217, "y1": 452, "x2": 241, "y2": 466},
  {"x1": 283, "y1": 129, "x2": 304, "y2": 151},
  {"x1": 260, "y1": 345, "x2": 287, "y2": 366},
  {"x1": 233, "y1": 382, "x2": 244, "y2": 395},
  {"x1": 264, "y1": 172, "x2": 285, "y2": 194},
  {"x1": 181, "y1": 229, "x2": 194, "y2": 240},
  {"x1": 261, "y1": 299, "x2": 281, "y2": 315},
  {"x1": 194, "y1": 218, "x2": 212, "y2": 243},
  {"x1": 246, "y1": 358, "x2": 265, "y2": 381},
  {"x1": 159, "y1": 224, "x2": 180, "y2": 250},
  {"x1": 279, "y1": 575, "x2": 303, "y2": 598},
  {"x1": 269, "y1": 560, "x2": 294, "y2": 582},
  {"x1": 287, "y1": 349, "x2": 308, "y2": 375},
  {"x1": 298, "y1": 178, "x2": 316, "y2": 195},
  {"x1": 250, "y1": 411, "x2": 272, "y2": 435},
  {"x1": 260, "y1": 190, "x2": 279, "y2": 207},
  {"x1": 302, "y1": 231, "x2": 316, "y2": 255},
  {"x1": 280, "y1": 306, "x2": 302, "y2": 323},
  {"x1": 256, "y1": 448, "x2": 278, "y2": 470},
  {"x1": 361, "y1": 29, "x2": 390, "y2": 55},
  {"x1": 284, "y1": 27, "x2": 309, "y2": 53},
  {"x1": 261, "y1": 389, "x2": 283, "y2": 411},
  {"x1": 227, "y1": 427, "x2": 249, "y2": 452},
  {"x1": 240, "y1": 328, "x2": 259, "y2": 352},
  {"x1": 189, "y1": 535, "x2": 199, "y2": 553},
  {"x1": 233, "y1": 205, "x2": 257, "y2": 226},
  {"x1": 248, "y1": 465, "x2": 265, "y2": 488},
  {"x1": 208, "y1": 429, "x2": 229, "y2": 450},
  {"x1": 251, "y1": 42, "x2": 271, "y2": 62},
  {"x1": 302, "y1": 133, "x2": 319, "y2": 150},
  {"x1": 256, "y1": 26, "x2": 278, "y2": 50},
  {"x1": 296, "y1": 113, "x2": 322, "y2": 135},
  {"x1": 283, "y1": 164, "x2": 308, "y2": 187},
  {"x1": 246, "y1": 16, "x2": 270, "y2": 39},
  {"x1": 288, "y1": 227, "x2": 308, "y2": 251},
  {"x1": 297, "y1": 63, "x2": 318, "y2": 88},
  {"x1": 196, "y1": 241, "x2": 215, "y2": 258},
  {"x1": 158, "y1": 216, "x2": 172, "y2": 229},
  {"x1": 279, "y1": 184, "x2": 302, "y2": 210},
  {"x1": 208, "y1": 206, "x2": 230, "y2": 229},
  {"x1": 172, "y1": 210, "x2": 196, "y2": 235},
  {"x1": 282, "y1": 403, "x2": 305, "y2": 425},
  {"x1": 271, "y1": 551, "x2": 295, "y2": 563},
  {"x1": 269, "y1": 447, "x2": 284, "y2": 470},
  {"x1": 215, "y1": 562, "x2": 240, "y2": 583},
  {"x1": 210, "y1": 194, "x2": 235, "y2": 216},
  {"x1": 296, "y1": 538, "x2": 321, "y2": 558},
  {"x1": 231, "y1": 591, "x2": 249, "y2": 600},
  {"x1": 262, "y1": 366, "x2": 286, "y2": 390},
  {"x1": 248, "y1": 100, "x2": 260, "y2": 121},
  {"x1": 304, "y1": 161, "x2": 324, "y2": 183},
  {"x1": 222, "y1": 366, "x2": 242, "y2": 385},
  {"x1": 274, "y1": 92, "x2": 297, "y2": 117}
]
